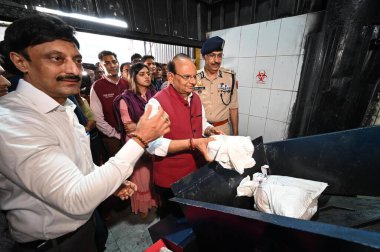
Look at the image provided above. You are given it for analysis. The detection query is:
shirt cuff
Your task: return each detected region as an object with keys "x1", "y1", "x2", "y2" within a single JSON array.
[
  {"x1": 114, "y1": 139, "x2": 144, "y2": 165},
  {"x1": 146, "y1": 137, "x2": 171, "y2": 156}
]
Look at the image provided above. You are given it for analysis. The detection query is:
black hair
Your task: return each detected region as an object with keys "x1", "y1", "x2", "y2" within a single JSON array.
[
  {"x1": 98, "y1": 50, "x2": 117, "y2": 61},
  {"x1": 141, "y1": 55, "x2": 155, "y2": 63},
  {"x1": 131, "y1": 53, "x2": 142, "y2": 62},
  {"x1": 120, "y1": 62, "x2": 131, "y2": 73},
  {"x1": 0, "y1": 13, "x2": 79, "y2": 75},
  {"x1": 82, "y1": 63, "x2": 96, "y2": 71},
  {"x1": 129, "y1": 62, "x2": 150, "y2": 94},
  {"x1": 167, "y1": 53, "x2": 191, "y2": 74}
]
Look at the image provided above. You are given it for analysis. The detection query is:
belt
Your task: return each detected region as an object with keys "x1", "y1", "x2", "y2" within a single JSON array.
[
  {"x1": 211, "y1": 119, "x2": 229, "y2": 127},
  {"x1": 15, "y1": 217, "x2": 93, "y2": 251}
]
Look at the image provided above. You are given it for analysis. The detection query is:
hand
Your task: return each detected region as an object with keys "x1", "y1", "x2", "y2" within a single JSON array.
[
  {"x1": 193, "y1": 137, "x2": 216, "y2": 162},
  {"x1": 124, "y1": 121, "x2": 137, "y2": 133},
  {"x1": 209, "y1": 127, "x2": 224, "y2": 135},
  {"x1": 134, "y1": 105, "x2": 170, "y2": 143},
  {"x1": 114, "y1": 180, "x2": 137, "y2": 200}
]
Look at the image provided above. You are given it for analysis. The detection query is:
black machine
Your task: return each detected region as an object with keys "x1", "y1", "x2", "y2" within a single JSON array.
[{"x1": 168, "y1": 125, "x2": 380, "y2": 251}]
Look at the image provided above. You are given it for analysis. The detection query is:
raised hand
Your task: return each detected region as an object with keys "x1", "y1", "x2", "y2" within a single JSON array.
[{"x1": 134, "y1": 105, "x2": 170, "y2": 144}]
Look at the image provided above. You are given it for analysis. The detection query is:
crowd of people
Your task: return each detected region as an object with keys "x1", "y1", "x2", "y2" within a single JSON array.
[{"x1": 0, "y1": 13, "x2": 239, "y2": 252}]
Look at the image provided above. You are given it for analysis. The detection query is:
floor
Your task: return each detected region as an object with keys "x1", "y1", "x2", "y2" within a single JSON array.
[
  {"x1": 0, "y1": 203, "x2": 158, "y2": 252},
  {"x1": 104, "y1": 204, "x2": 159, "y2": 252}
]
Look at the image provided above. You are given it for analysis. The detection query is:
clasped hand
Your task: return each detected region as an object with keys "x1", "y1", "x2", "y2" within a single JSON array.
[{"x1": 114, "y1": 180, "x2": 137, "y2": 200}]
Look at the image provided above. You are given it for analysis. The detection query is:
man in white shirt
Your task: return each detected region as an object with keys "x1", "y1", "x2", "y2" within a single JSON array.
[
  {"x1": 0, "y1": 58, "x2": 14, "y2": 251},
  {"x1": 0, "y1": 13, "x2": 169, "y2": 251},
  {"x1": 0, "y1": 63, "x2": 10, "y2": 97}
]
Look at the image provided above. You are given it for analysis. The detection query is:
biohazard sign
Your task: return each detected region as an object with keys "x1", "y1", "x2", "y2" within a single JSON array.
[{"x1": 256, "y1": 70, "x2": 267, "y2": 84}]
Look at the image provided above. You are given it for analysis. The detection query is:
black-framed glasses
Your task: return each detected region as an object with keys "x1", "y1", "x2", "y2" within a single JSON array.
[{"x1": 175, "y1": 73, "x2": 197, "y2": 81}]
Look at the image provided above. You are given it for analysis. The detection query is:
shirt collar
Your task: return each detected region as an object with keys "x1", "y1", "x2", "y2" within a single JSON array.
[
  {"x1": 103, "y1": 75, "x2": 120, "y2": 84},
  {"x1": 16, "y1": 78, "x2": 75, "y2": 114},
  {"x1": 202, "y1": 67, "x2": 222, "y2": 80},
  {"x1": 169, "y1": 83, "x2": 193, "y2": 102}
]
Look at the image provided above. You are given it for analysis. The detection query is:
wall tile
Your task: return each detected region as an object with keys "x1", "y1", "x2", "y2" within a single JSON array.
[
  {"x1": 264, "y1": 119, "x2": 287, "y2": 143},
  {"x1": 247, "y1": 116, "x2": 266, "y2": 140},
  {"x1": 256, "y1": 20, "x2": 281, "y2": 57},
  {"x1": 253, "y1": 56, "x2": 276, "y2": 89},
  {"x1": 272, "y1": 55, "x2": 299, "y2": 91},
  {"x1": 267, "y1": 89, "x2": 293, "y2": 122},
  {"x1": 238, "y1": 87, "x2": 253, "y2": 115},
  {"x1": 222, "y1": 58, "x2": 239, "y2": 72},
  {"x1": 239, "y1": 113, "x2": 249, "y2": 136},
  {"x1": 224, "y1": 27, "x2": 242, "y2": 58},
  {"x1": 250, "y1": 88, "x2": 270, "y2": 117},
  {"x1": 237, "y1": 57, "x2": 255, "y2": 88},
  {"x1": 239, "y1": 23, "x2": 259, "y2": 57},
  {"x1": 277, "y1": 14, "x2": 307, "y2": 56}
]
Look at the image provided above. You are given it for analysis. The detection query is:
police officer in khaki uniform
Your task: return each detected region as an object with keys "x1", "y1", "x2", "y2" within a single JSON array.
[{"x1": 196, "y1": 36, "x2": 239, "y2": 135}]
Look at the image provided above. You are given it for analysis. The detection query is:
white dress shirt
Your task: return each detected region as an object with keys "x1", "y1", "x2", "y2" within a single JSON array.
[
  {"x1": 0, "y1": 79, "x2": 143, "y2": 242},
  {"x1": 89, "y1": 76, "x2": 121, "y2": 139}
]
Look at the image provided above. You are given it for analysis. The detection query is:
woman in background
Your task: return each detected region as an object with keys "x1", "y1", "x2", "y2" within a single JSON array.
[{"x1": 114, "y1": 63, "x2": 158, "y2": 219}]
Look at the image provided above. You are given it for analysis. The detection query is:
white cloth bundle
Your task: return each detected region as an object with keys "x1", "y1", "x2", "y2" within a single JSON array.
[
  {"x1": 207, "y1": 135, "x2": 256, "y2": 174},
  {"x1": 237, "y1": 166, "x2": 328, "y2": 220}
]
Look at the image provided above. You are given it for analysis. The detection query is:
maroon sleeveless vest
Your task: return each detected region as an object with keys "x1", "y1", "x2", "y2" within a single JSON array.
[
  {"x1": 92, "y1": 77, "x2": 129, "y2": 128},
  {"x1": 153, "y1": 84, "x2": 204, "y2": 188}
]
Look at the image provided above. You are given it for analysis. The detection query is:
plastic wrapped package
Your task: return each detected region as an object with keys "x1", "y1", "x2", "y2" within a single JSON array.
[{"x1": 237, "y1": 166, "x2": 328, "y2": 220}]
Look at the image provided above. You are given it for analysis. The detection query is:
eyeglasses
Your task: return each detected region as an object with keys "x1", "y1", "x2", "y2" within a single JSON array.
[
  {"x1": 175, "y1": 73, "x2": 197, "y2": 81},
  {"x1": 206, "y1": 53, "x2": 223, "y2": 59}
]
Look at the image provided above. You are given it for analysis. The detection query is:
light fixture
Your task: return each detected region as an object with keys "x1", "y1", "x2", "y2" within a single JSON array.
[
  {"x1": 35, "y1": 6, "x2": 128, "y2": 28},
  {"x1": 0, "y1": 20, "x2": 12, "y2": 26}
]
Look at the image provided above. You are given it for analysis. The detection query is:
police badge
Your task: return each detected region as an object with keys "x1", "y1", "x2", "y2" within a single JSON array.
[{"x1": 194, "y1": 78, "x2": 205, "y2": 94}]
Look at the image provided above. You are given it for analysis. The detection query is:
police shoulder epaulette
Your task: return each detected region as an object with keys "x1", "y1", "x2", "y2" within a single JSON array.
[{"x1": 220, "y1": 67, "x2": 234, "y2": 74}]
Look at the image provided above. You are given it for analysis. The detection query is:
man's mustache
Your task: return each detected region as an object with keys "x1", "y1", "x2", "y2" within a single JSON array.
[{"x1": 56, "y1": 75, "x2": 81, "y2": 82}]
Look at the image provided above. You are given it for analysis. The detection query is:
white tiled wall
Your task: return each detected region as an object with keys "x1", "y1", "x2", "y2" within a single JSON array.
[
  {"x1": 272, "y1": 55, "x2": 300, "y2": 91},
  {"x1": 252, "y1": 56, "x2": 276, "y2": 89},
  {"x1": 204, "y1": 12, "x2": 323, "y2": 143},
  {"x1": 239, "y1": 24, "x2": 259, "y2": 58},
  {"x1": 250, "y1": 88, "x2": 270, "y2": 118},
  {"x1": 238, "y1": 87, "x2": 253, "y2": 115},
  {"x1": 237, "y1": 57, "x2": 255, "y2": 87},
  {"x1": 256, "y1": 20, "x2": 281, "y2": 57}
]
